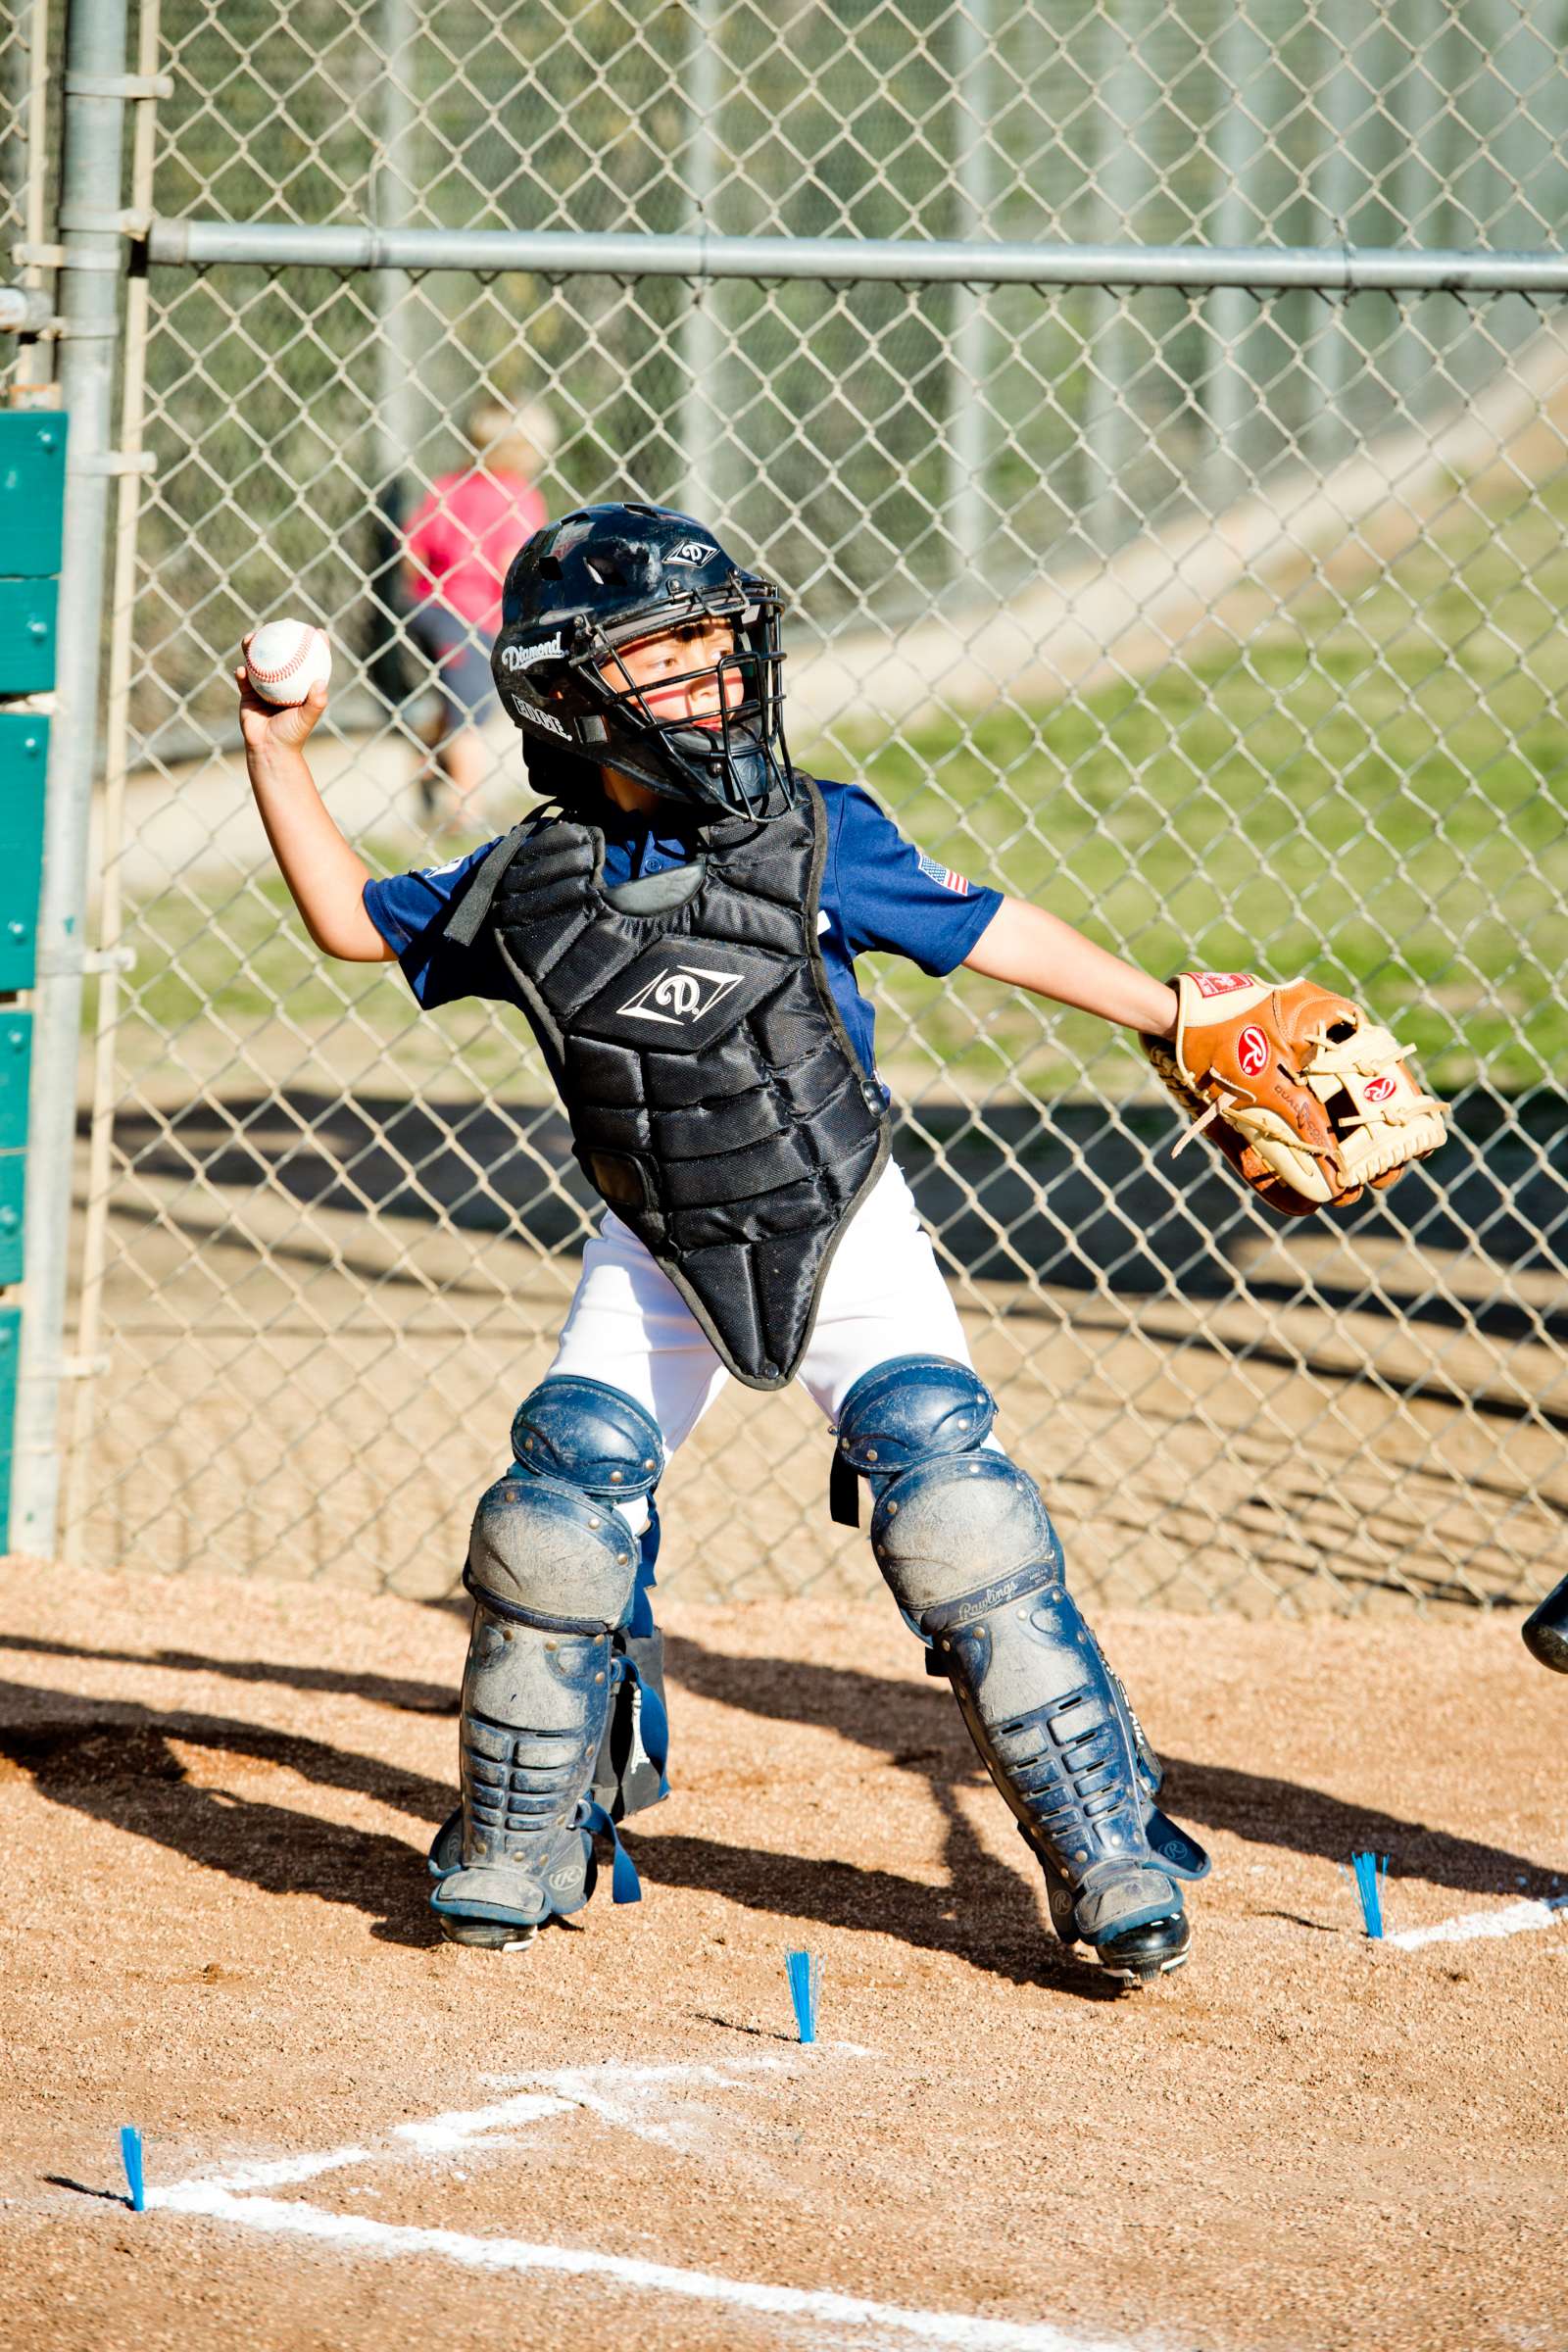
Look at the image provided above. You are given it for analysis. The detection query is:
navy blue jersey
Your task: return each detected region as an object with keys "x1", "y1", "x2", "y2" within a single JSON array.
[{"x1": 362, "y1": 778, "x2": 1002, "y2": 1082}]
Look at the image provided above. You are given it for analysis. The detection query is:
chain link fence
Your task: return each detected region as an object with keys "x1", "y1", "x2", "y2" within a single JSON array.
[
  {"x1": 0, "y1": 0, "x2": 55, "y2": 395},
  {"x1": 12, "y1": 0, "x2": 1568, "y2": 1614}
]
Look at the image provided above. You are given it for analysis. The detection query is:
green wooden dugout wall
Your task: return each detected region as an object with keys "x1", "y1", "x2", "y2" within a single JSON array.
[{"x1": 0, "y1": 410, "x2": 66, "y2": 1541}]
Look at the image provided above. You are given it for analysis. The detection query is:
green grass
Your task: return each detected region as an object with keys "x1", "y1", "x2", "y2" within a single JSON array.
[
  {"x1": 113, "y1": 848, "x2": 537, "y2": 1096},
  {"x1": 119, "y1": 471, "x2": 1568, "y2": 1101},
  {"x1": 807, "y1": 473, "x2": 1568, "y2": 1097}
]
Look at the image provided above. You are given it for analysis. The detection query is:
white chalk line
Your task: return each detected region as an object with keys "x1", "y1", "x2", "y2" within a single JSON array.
[
  {"x1": 394, "y1": 2090, "x2": 577, "y2": 2156},
  {"x1": 192, "y1": 2059, "x2": 787, "y2": 2190},
  {"x1": 146, "y1": 2182, "x2": 1125, "y2": 2352},
  {"x1": 142, "y1": 2054, "x2": 1134, "y2": 2351},
  {"x1": 1384, "y1": 1891, "x2": 1568, "y2": 1951},
  {"x1": 201, "y1": 2145, "x2": 382, "y2": 2192}
]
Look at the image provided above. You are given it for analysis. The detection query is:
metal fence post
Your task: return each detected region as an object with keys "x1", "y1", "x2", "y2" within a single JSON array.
[
  {"x1": 947, "y1": 0, "x2": 993, "y2": 583},
  {"x1": 679, "y1": 0, "x2": 725, "y2": 523},
  {"x1": 11, "y1": 0, "x2": 131, "y2": 1554},
  {"x1": 61, "y1": 0, "x2": 162, "y2": 1559},
  {"x1": 1085, "y1": 0, "x2": 1156, "y2": 556},
  {"x1": 372, "y1": 0, "x2": 420, "y2": 484}
]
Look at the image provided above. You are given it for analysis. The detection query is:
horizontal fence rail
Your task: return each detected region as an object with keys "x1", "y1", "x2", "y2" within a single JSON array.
[{"x1": 142, "y1": 222, "x2": 1568, "y2": 293}]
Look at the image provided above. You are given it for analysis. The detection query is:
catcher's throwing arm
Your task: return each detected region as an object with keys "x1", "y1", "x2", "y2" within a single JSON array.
[{"x1": 1142, "y1": 971, "x2": 1448, "y2": 1217}]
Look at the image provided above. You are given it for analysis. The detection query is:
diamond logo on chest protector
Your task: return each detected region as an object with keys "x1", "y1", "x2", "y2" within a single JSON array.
[{"x1": 615, "y1": 961, "x2": 744, "y2": 1026}]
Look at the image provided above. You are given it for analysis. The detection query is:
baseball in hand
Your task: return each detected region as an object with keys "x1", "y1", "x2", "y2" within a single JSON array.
[{"x1": 245, "y1": 618, "x2": 332, "y2": 707}]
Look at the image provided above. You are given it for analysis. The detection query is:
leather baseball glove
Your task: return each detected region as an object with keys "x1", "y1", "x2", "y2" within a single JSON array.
[{"x1": 1142, "y1": 971, "x2": 1448, "y2": 1216}]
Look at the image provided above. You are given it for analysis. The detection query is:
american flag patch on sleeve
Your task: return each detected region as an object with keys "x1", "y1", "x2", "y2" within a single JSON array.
[{"x1": 915, "y1": 849, "x2": 970, "y2": 895}]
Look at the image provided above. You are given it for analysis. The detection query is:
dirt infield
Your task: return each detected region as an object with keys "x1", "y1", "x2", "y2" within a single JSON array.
[{"x1": 2, "y1": 1558, "x2": 1565, "y2": 2352}]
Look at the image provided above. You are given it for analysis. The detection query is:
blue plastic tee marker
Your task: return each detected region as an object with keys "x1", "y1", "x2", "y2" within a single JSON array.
[
  {"x1": 1349, "y1": 1851, "x2": 1390, "y2": 1939},
  {"x1": 786, "y1": 1948, "x2": 821, "y2": 2044},
  {"x1": 120, "y1": 2126, "x2": 146, "y2": 2213}
]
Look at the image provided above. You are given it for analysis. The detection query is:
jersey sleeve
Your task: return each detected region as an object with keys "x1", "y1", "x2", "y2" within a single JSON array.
[
  {"x1": 825, "y1": 779, "x2": 1003, "y2": 975},
  {"x1": 362, "y1": 843, "x2": 514, "y2": 1009}
]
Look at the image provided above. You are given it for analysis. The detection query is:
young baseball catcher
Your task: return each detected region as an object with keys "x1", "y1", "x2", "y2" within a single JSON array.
[{"x1": 239, "y1": 502, "x2": 1446, "y2": 1986}]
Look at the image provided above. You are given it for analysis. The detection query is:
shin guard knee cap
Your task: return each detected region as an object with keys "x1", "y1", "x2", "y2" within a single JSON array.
[
  {"x1": 510, "y1": 1376, "x2": 663, "y2": 1503},
  {"x1": 467, "y1": 1377, "x2": 662, "y2": 1628},
  {"x1": 835, "y1": 1355, "x2": 996, "y2": 1485}
]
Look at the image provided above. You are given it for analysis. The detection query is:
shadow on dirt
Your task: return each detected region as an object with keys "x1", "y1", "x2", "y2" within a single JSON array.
[
  {"x1": 661, "y1": 1630, "x2": 1565, "y2": 1907},
  {"x1": 0, "y1": 1689, "x2": 447, "y2": 1948},
  {"x1": 1, "y1": 1630, "x2": 1556, "y2": 1973},
  {"x1": 0, "y1": 1630, "x2": 457, "y2": 1716},
  {"x1": 636, "y1": 1826, "x2": 1115, "y2": 1996}
]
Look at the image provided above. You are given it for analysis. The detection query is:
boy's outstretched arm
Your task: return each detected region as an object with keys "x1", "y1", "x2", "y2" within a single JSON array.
[
  {"x1": 961, "y1": 896, "x2": 1177, "y2": 1038},
  {"x1": 236, "y1": 646, "x2": 397, "y2": 962}
]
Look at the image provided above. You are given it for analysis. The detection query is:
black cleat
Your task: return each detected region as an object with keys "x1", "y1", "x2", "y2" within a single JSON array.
[
  {"x1": 1093, "y1": 1909, "x2": 1192, "y2": 1988},
  {"x1": 427, "y1": 1806, "x2": 583, "y2": 1949},
  {"x1": 437, "y1": 1915, "x2": 539, "y2": 1952},
  {"x1": 1523, "y1": 1576, "x2": 1568, "y2": 1673}
]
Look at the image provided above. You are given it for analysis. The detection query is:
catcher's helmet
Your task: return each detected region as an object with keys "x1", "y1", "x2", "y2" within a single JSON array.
[{"x1": 490, "y1": 502, "x2": 794, "y2": 820}]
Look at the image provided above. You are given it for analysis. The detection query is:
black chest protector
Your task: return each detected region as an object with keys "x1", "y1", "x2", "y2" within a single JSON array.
[{"x1": 450, "y1": 783, "x2": 890, "y2": 1389}]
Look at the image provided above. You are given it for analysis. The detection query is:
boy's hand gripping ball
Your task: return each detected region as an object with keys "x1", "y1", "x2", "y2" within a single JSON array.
[{"x1": 244, "y1": 618, "x2": 332, "y2": 707}]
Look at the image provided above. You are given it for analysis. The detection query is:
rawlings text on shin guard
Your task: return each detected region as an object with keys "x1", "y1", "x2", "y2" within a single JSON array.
[
  {"x1": 835, "y1": 1355, "x2": 1206, "y2": 1986},
  {"x1": 430, "y1": 1376, "x2": 664, "y2": 1948}
]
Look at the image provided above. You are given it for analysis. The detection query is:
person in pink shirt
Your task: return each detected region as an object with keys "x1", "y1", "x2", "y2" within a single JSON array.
[{"x1": 405, "y1": 398, "x2": 556, "y2": 829}]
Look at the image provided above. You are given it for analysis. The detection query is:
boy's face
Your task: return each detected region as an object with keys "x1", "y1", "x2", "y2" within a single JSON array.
[
  {"x1": 598, "y1": 615, "x2": 743, "y2": 730},
  {"x1": 586, "y1": 613, "x2": 760, "y2": 817}
]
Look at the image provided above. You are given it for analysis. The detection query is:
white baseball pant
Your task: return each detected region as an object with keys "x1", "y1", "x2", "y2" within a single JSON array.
[{"x1": 547, "y1": 1158, "x2": 974, "y2": 1519}]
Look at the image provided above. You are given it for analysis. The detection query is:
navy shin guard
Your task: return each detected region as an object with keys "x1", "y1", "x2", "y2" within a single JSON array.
[
  {"x1": 431, "y1": 1378, "x2": 663, "y2": 1947},
  {"x1": 837, "y1": 1355, "x2": 1206, "y2": 1983}
]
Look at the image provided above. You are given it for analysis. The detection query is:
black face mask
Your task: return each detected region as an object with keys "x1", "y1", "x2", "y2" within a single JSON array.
[
  {"x1": 588, "y1": 633, "x2": 792, "y2": 820},
  {"x1": 521, "y1": 712, "x2": 789, "y2": 829}
]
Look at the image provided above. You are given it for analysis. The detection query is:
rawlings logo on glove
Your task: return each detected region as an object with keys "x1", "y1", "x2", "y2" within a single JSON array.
[{"x1": 1142, "y1": 973, "x2": 1449, "y2": 1217}]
